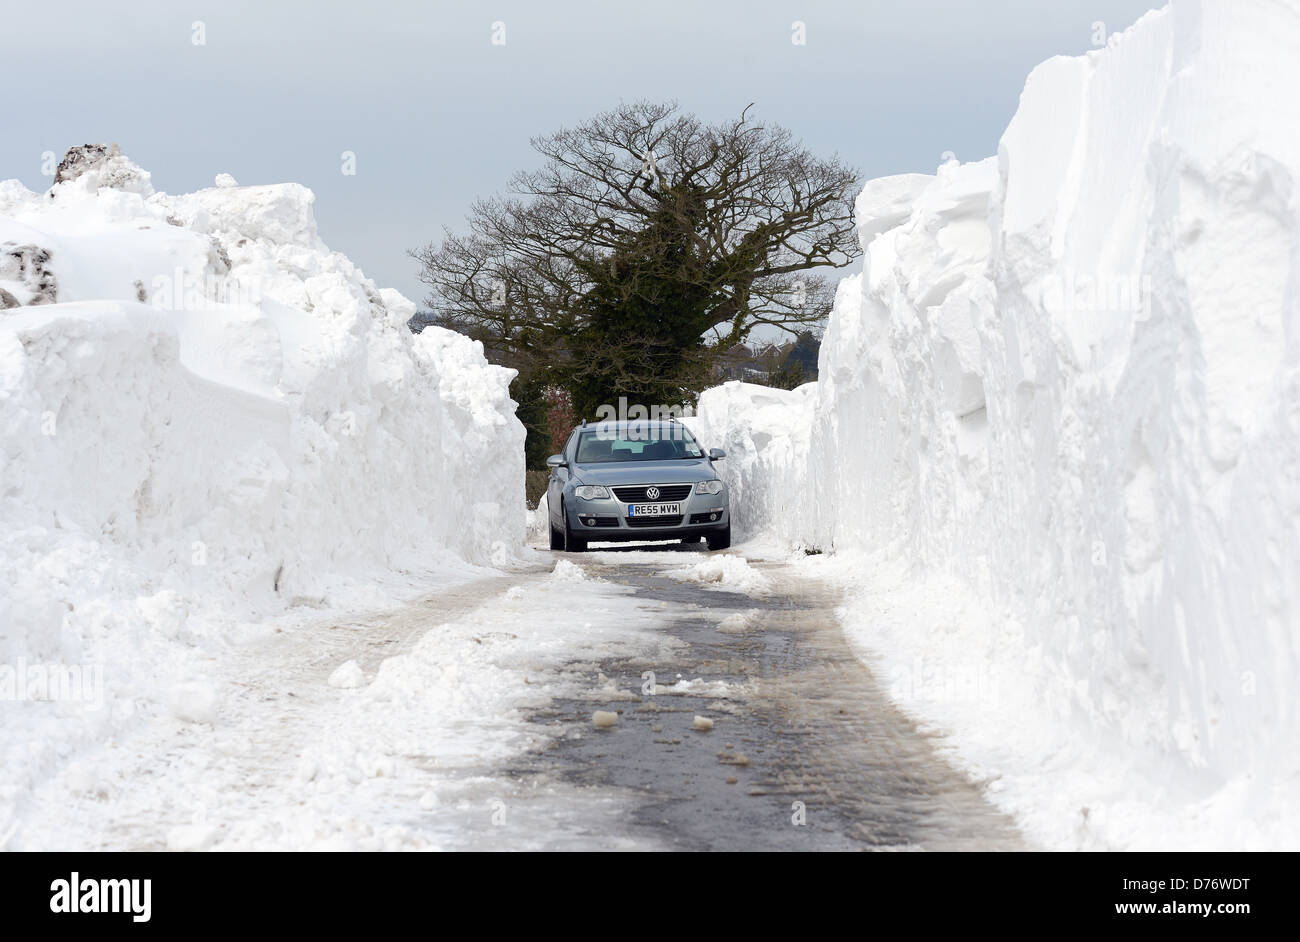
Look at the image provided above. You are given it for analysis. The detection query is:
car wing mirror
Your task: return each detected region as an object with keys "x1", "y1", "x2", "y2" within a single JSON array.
[
  {"x1": 709, "y1": 448, "x2": 726, "y2": 460},
  {"x1": 546, "y1": 454, "x2": 568, "y2": 468}
]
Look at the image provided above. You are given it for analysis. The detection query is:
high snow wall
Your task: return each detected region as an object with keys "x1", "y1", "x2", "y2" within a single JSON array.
[
  {"x1": 1, "y1": 147, "x2": 525, "y2": 669},
  {"x1": 694, "y1": 0, "x2": 1300, "y2": 842}
]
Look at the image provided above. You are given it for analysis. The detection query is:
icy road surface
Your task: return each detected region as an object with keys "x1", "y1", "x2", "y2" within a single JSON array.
[
  {"x1": 7, "y1": 546, "x2": 1023, "y2": 851},
  {"x1": 519, "y1": 549, "x2": 1025, "y2": 851}
]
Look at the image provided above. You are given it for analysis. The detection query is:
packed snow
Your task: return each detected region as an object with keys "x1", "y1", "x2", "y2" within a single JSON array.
[
  {"x1": 664, "y1": 554, "x2": 772, "y2": 596},
  {"x1": 9, "y1": 560, "x2": 679, "y2": 850},
  {"x1": 0, "y1": 146, "x2": 524, "y2": 842},
  {"x1": 693, "y1": 0, "x2": 1300, "y2": 849}
]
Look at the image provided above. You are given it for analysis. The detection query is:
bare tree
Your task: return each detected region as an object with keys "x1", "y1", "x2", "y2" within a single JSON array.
[{"x1": 412, "y1": 100, "x2": 859, "y2": 417}]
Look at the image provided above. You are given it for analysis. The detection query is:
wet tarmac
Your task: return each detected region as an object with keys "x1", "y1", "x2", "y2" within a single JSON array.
[{"x1": 509, "y1": 549, "x2": 1026, "y2": 851}]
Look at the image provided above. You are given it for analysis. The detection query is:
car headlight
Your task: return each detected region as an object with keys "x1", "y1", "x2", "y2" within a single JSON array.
[
  {"x1": 695, "y1": 480, "x2": 724, "y2": 495},
  {"x1": 574, "y1": 485, "x2": 610, "y2": 500}
]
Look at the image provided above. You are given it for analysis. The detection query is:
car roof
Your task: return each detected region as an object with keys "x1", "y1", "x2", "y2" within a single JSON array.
[{"x1": 579, "y1": 419, "x2": 687, "y2": 433}]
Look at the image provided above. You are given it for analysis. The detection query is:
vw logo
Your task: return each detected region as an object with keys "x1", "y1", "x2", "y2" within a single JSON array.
[{"x1": 645, "y1": 486, "x2": 661, "y2": 501}]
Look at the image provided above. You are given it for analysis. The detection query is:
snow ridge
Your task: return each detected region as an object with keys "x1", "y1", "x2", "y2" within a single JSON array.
[
  {"x1": 694, "y1": 0, "x2": 1300, "y2": 849},
  {"x1": 0, "y1": 148, "x2": 524, "y2": 835}
]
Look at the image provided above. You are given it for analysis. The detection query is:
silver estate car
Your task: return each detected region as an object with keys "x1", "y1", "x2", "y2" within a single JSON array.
[{"x1": 547, "y1": 419, "x2": 730, "y2": 552}]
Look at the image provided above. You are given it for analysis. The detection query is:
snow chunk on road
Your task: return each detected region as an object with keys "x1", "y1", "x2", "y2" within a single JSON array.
[
  {"x1": 657, "y1": 676, "x2": 739, "y2": 699},
  {"x1": 168, "y1": 681, "x2": 218, "y2": 724},
  {"x1": 327, "y1": 660, "x2": 365, "y2": 689},
  {"x1": 665, "y1": 556, "x2": 771, "y2": 596},
  {"x1": 167, "y1": 824, "x2": 221, "y2": 852},
  {"x1": 550, "y1": 559, "x2": 590, "y2": 582},
  {"x1": 716, "y1": 611, "x2": 754, "y2": 634}
]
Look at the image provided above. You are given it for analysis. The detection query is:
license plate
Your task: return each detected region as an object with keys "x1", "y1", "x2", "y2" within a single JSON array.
[{"x1": 628, "y1": 502, "x2": 681, "y2": 517}]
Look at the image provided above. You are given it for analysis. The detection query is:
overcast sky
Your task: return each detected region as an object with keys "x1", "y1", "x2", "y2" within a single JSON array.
[{"x1": 5, "y1": 0, "x2": 1163, "y2": 308}]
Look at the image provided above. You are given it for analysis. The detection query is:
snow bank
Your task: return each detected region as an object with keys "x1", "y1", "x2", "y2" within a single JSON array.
[
  {"x1": 11, "y1": 560, "x2": 679, "y2": 851},
  {"x1": 687, "y1": 382, "x2": 815, "y2": 543},
  {"x1": 0, "y1": 146, "x2": 524, "y2": 833},
  {"x1": 696, "y1": 0, "x2": 1300, "y2": 848}
]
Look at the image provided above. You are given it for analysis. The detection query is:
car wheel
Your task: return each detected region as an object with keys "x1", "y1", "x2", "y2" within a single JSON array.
[
  {"x1": 706, "y1": 523, "x2": 731, "y2": 551},
  {"x1": 680, "y1": 535, "x2": 702, "y2": 544},
  {"x1": 549, "y1": 521, "x2": 564, "y2": 550},
  {"x1": 562, "y1": 500, "x2": 587, "y2": 552}
]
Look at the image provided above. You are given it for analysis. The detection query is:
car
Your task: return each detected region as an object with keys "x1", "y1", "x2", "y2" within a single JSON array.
[{"x1": 546, "y1": 419, "x2": 730, "y2": 552}]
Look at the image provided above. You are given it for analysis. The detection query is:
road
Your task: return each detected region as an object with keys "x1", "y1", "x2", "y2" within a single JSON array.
[
  {"x1": 6, "y1": 543, "x2": 1024, "y2": 851},
  {"x1": 504, "y1": 548, "x2": 1024, "y2": 851}
]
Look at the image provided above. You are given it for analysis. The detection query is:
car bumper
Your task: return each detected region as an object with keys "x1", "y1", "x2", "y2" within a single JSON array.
[{"x1": 566, "y1": 492, "x2": 728, "y2": 542}]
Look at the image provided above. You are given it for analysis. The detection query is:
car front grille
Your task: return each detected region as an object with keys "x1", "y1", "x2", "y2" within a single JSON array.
[
  {"x1": 612, "y1": 484, "x2": 693, "y2": 503},
  {"x1": 626, "y1": 514, "x2": 683, "y2": 528}
]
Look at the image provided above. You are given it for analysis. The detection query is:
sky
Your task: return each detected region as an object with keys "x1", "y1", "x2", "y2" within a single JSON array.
[{"x1": 4, "y1": 0, "x2": 1165, "y2": 309}]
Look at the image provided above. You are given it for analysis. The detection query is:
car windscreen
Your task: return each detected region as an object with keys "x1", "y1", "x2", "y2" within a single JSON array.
[{"x1": 575, "y1": 428, "x2": 705, "y2": 463}]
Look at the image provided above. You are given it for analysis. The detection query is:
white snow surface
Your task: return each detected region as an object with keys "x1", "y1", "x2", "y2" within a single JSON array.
[
  {"x1": 664, "y1": 554, "x2": 773, "y2": 597},
  {"x1": 10, "y1": 559, "x2": 679, "y2": 850},
  {"x1": 693, "y1": 0, "x2": 1300, "y2": 849},
  {"x1": 1, "y1": 151, "x2": 524, "y2": 840}
]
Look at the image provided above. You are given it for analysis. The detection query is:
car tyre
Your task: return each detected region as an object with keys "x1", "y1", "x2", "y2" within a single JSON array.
[
  {"x1": 549, "y1": 520, "x2": 564, "y2": 550},
  {"x1": 562, "y1": 500, "x2": 587, "y2": 553},
  {"x1": 706, "y1": 523, "x2": 731, "y2": 551},
  {"x1": 680, "y1": 535, "x2": 702, "y2": 544}
]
